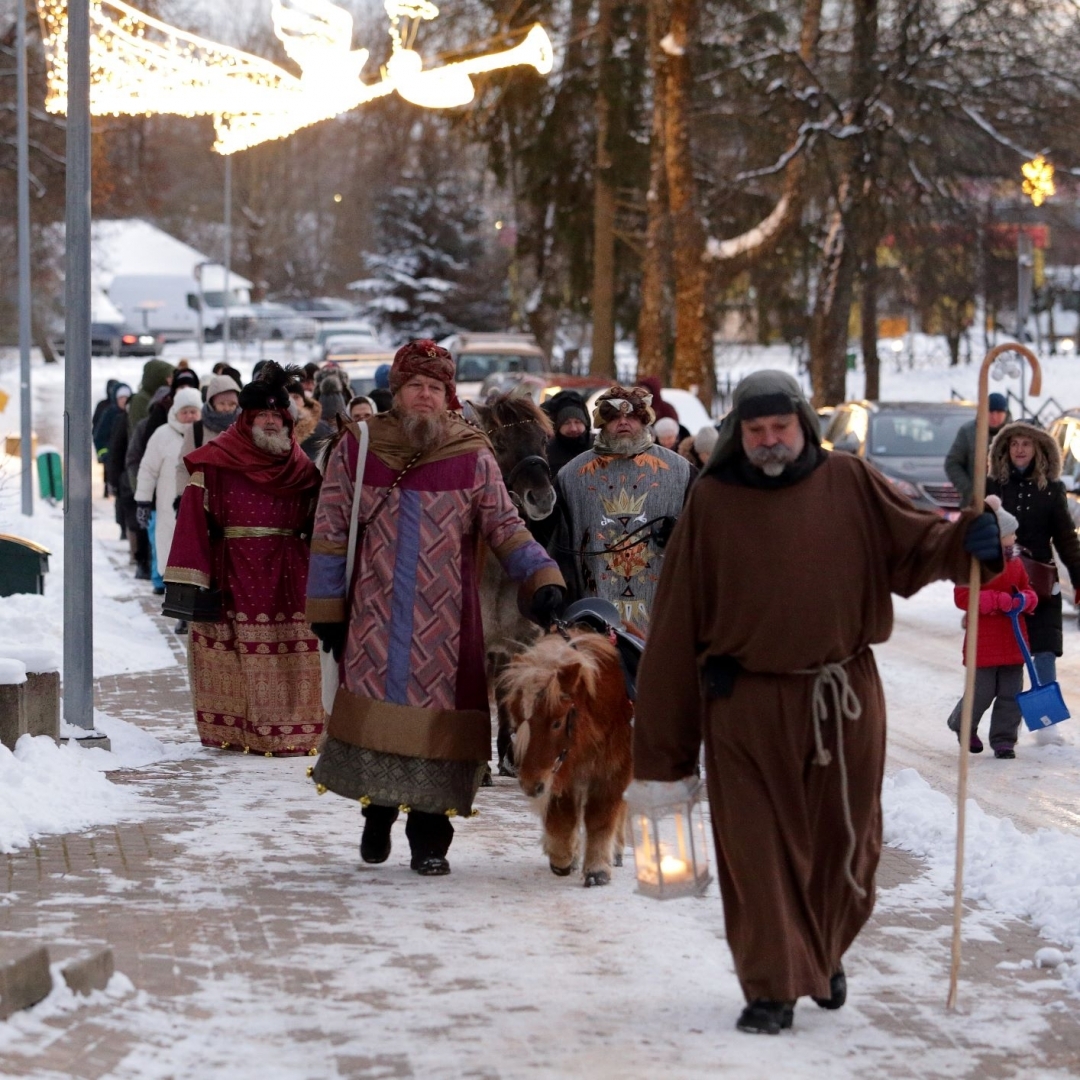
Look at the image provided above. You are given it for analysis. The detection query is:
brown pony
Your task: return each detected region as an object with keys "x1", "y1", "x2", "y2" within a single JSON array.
[{"x1": 498, "y1": 629, "x2": 633, "y2": 887}]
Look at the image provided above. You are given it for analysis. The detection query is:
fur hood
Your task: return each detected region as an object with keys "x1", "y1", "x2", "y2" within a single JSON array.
[
  {"x1": 293, "y1": 398, "x2": 323, "y2": 444},
  {"x1": 988, "y1": 421, "x2": 1061, "y2": 488}
]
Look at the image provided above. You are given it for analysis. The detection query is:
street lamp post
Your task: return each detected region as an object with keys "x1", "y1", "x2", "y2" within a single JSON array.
[
  {"x1": 63, "y1": 0, "x2": 108, "y2": 748},
  {"x1": 222, "y1": 155, "x2": 232, "y2": 362},
  {"x1": 17, "y1": 0, "x2": 33, "y2": 517}
]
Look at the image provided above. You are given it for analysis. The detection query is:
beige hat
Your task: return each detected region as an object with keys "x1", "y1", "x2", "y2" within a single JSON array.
[{"x1": 206, "y1": 373, "x2": 241, "y2": 405}]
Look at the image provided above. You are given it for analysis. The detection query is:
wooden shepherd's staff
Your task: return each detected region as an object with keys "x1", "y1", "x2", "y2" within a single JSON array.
[{"x1": 947, "y1": 341, "x2": 1041, "y2": 1010}]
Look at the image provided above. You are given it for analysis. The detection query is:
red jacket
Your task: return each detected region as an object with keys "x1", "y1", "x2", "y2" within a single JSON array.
[{"x1": 955, "y1": 557, "x2": 1037, "y2": 668}]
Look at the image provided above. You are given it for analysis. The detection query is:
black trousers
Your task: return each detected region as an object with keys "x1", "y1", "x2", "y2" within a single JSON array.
[
  {"x1": 947, "y1": 664, "x2": 1023, "y2": 748},
  {"x1": 362, "y1": 803, "x2": 454, "y2": 859}
]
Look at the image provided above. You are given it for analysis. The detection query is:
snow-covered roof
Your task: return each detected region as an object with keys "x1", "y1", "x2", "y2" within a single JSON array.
[{"x1": 92, "y1": 219, "x2": 251, "y2": 291}]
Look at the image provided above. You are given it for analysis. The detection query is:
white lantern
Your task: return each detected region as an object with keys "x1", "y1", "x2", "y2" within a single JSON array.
[{"x1": 625, "y1": 777, "x2": 712, "y2": 900}]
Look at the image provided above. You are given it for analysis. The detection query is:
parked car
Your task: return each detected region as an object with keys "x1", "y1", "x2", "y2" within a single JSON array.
[
  {"x1": 249, "y1": 302, "x2": 319, "y2": 341},
  {"x1": 288, "y1": 297, "x2": 359, "y2": 321},
  {"x1": 118, "y1": 327, "x2": 165, "y2": 357},
  {"x1": 440, "y1": 332, "x2": 549, "y2": 403},
  {"x1": 55, "y1": 321, "x2": 138, "y2": 357},
  {"x1": 822, "y1": 400, "x2": 976, "y2": 516},
  {"x1": 312, "y1": 321, "x2": 382, "y2": 361},
  {"x1": 332, "y1": 350, "x2": 397, "y2": 398}
]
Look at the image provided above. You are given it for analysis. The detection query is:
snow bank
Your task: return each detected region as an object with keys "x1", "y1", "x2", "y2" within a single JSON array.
[
  {"x1": 0, "y1": 713, "x2": 193, "y2": 854},
  {"x1": 883, "y1": 768, "x2": 1080, "y2": 994},
  {"x1": 0, "y1": 659, "x2": 27, "y2": 686},
  {"x1": 0, "y1": 500, "x2": 175, "y2": 679}
]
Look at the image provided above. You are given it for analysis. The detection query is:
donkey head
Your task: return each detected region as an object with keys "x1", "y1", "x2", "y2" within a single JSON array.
[{"x1": 465, "y1": 395, "x2": 556, "y2": 521}]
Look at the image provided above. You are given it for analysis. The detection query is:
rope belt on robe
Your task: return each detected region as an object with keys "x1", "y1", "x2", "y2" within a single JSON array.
[
  {"x1": 794, "y1": 651, "x2": 867, "y2": 899},
  {"x1": 222, "y1": 527, "x2": 305, "y2": 539}
]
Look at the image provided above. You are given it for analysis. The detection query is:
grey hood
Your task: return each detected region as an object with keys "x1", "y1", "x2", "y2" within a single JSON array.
[{"x1": 704, "y1": 370, "x2": 821, "y2": 475}]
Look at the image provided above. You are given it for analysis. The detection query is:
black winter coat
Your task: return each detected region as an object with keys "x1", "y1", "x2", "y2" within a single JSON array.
[{"x1": 987, "y1": 467, "x2": 1080, "y2": 656}]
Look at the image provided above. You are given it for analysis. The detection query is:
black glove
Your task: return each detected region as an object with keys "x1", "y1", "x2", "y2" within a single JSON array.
[
  {"x1": 173, "y1": 496, "x2": 182, "y2": 513},
  {"x1": 530, "y1": 584, "x2": 566, "y2": 629},
  {"x1": 135, "y1": 501, "x2": 153, "y2": 530},
  {"x1": 310, "y1": 622, "x2": 347, "y2": 662},
  {"x1": 963, "y1": 511, "x2": 1001, "y2": 563},
  {"x1": 651, "y1": 516, "x2": 677, "y2": 550}
]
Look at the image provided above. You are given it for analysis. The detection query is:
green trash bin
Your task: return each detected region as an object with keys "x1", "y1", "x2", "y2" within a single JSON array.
[
  {"x1": 37, "y1": 448, "x2": 63, "y2": 504},
  {"x1": 0, "y1": 534, "x2": 51, "y2": 597}
]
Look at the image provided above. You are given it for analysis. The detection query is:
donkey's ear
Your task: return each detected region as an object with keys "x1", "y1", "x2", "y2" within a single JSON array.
[{"x1": 462, "y1": 400, "x2": 486, "y2": 427}]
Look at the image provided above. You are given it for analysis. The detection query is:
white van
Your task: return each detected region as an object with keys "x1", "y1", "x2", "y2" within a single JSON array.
[{"x1": 108, "y1": 271, "x2": 254, "y2": 342}]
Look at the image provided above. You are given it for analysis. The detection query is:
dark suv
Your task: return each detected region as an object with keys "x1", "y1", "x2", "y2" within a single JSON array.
[{"x1": 822, "y1": 400, "x2": 976, "y2": 517}]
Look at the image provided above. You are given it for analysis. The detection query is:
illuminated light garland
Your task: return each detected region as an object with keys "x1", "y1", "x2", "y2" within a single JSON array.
[
  {"x1": 1021, "y1": 155, "x2": 1055, "y2": 207},
  {"x1": 36, "y1": 0, "x2": 554, "y2": 154}
]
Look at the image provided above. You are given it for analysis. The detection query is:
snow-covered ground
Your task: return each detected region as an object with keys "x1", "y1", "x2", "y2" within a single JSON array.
[{"x1": 1, "y1": 337, "x2": 1079, "y2": 1074}]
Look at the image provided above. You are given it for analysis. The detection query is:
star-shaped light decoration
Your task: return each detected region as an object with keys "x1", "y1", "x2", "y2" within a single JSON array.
[
  {"x1": 1021, "y1": 155, "x2": 1055, "y2": 207},
  {"x1": 36, "y1": 0, "x2": 554, "y2": 154}
]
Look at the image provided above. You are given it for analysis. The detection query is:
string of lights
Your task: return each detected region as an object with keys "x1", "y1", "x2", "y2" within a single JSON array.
[{"x1": 36, "y1": 0, "x2": 554, "y2": 155}]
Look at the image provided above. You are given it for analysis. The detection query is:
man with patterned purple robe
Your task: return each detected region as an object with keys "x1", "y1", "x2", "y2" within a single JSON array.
[{"x1": 306, "y1": 340, "x2": 565, "y2": 876}]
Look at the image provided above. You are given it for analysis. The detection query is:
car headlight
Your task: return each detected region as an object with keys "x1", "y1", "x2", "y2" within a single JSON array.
[{"x1": 885, "y1": 475, "x2": 920, "y2": 499}]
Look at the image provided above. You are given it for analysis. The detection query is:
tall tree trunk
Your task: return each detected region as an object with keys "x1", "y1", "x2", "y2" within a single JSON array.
[
  {"x1": 809, "y1": 192, "x2": 857, "y2": 406},
  {"x1": 862, "y1": 246, "x2": 880, "y2": 399},
  {"x1": 590, "y1": 0, "x2": 617, "y2": 379},
  {"x1": 636, "y1": 0, "x2": 671, "y2": 381},
  {"x1": 662, "y1": 0, "x2": 712, "y2": 405}
]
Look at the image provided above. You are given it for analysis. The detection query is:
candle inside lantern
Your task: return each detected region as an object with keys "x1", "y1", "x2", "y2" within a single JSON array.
[{"x1": 659, "y1": 855, "x2": 689, "y2": 881}]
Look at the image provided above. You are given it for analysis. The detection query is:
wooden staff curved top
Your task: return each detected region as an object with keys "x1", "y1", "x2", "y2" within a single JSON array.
[{"x1": 947, "y1": 342, "x2": 1041, "y2": 1011}]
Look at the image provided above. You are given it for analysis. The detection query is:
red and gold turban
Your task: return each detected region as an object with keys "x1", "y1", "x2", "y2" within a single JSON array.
[
  {"x1": 389, "y1": 339, "x2": 460, "y2": 410},
  {"x1": 591, "y1": 384, "x2": 657, "y2": 428}
]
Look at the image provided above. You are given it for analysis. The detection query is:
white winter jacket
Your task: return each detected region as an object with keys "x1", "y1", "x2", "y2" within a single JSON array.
[{"x1": 135, "y1": 413, "x2": 189, "y2": 569}]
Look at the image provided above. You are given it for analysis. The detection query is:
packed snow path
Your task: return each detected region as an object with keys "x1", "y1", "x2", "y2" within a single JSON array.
[
  {"x1": 880, "y1": 583, "x2": 1080, "y2": 835},
  {"x1": 1, "y1": 586, "x2": 1079, "y2": 1076}
]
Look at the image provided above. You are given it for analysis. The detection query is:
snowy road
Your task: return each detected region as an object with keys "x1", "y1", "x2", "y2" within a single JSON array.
[{"x1": 879, "y1": 582, "x2": 1080, "y2": 835}]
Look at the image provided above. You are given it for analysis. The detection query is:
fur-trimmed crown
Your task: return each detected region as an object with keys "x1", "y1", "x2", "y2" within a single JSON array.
[{"x1": 238, "y1": 360, "x2": 303, "y2": 412}]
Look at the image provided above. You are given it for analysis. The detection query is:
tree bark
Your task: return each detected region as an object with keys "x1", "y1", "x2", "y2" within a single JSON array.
[
  {"x1": 808, "y1": 191, "x2": 856, "y2": 406},
  {"x1": 662, "y1": 0, "x2": 712, "y2": 405},
  {"x1": 590, "y1": 0, "x2": 617, "y2": 379},
  {"x1": 862, "y1": 245, "x2": 880, "y2": 399},
  {"x1": 636, "y1": 0, "x2": 671, "y2": 381}
]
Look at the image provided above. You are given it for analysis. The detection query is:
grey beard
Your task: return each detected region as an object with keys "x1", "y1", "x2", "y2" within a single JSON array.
[
  {"x1": 746, "y1": 443, "x2": 799, "y2": 477},
  {"x1": 251, "y1": 426, "x2": 293, "y2": 456},
  {"x1": 594, "y1": 428, "x2": 653, "y2": 456},
  {"x1": 399, "y1": 409, "x2": 449, "y2": 453}
]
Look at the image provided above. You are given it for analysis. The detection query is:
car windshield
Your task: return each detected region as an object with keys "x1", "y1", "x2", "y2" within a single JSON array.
[
  {"x1": 869, "y1": 411, "x2": 972, "y2": 456},
  {"x1": 455, "y1": 352, "x2": 544, "y2": 381}
]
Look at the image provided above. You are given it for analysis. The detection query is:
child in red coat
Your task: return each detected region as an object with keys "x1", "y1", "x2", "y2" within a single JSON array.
[{"x1": 947, "y1": 497, "x2": 1037, "y2": 758}]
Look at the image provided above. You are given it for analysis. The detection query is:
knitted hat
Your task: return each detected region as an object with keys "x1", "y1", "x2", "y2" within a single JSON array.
[
  {"x1": 114, "y1": 383, "x2": 133, "y2": 402},
  {"x1": 170, "y1": 387, "x2": 203, "y2": 416},
  {"x1": 543, "y1": 389, "x2": 589, "y2": 433},
  {"x1": 206, "y1": 374, "x2": 241, "y2": 405},
  {"x1": 693, "y1": 424, "x2": 719, "y2": 458},
  {"x1": 988, "y1": 392, "x2": 1008, "y2": 413},
  {"x1": 654, "y1": 417, "x2": 679, "y2": 440},
  {"x1": 171, "y1": 368, "x2": 201, "y2": 392},
  {"x1": 591, "y1": 385, "x2": 656, "y2": 428},
  {"x1": 985, "y1": 494, "x2": 1019, "y2": 539},
  {"x1": 389, "y1": 340, "x2": 460, "y2": 409}
]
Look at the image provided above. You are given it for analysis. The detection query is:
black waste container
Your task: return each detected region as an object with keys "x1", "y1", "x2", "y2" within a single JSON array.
[{"x1": 0, "y1": 534, "x2": 51, "y2": 596}]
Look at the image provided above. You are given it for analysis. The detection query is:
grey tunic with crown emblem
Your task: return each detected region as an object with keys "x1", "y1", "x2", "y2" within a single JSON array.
[{"x1": 552, "y1": 443, "x2": 692, "y2": 627}]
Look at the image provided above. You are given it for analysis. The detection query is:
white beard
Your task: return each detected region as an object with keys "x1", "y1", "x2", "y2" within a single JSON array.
[
  {"x1": 251, "y1": 426, "x2": 293, "y2": 456},
  {"x1": 594, "y1": 428, "x2": 653, "y2": 457}
]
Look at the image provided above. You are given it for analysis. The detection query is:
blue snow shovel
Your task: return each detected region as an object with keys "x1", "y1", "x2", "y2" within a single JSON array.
[{"x1": 1007, "y1": 607, "x2": 1070, "y2": 731}]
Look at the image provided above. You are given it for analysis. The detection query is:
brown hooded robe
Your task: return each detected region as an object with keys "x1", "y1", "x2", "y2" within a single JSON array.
[{"x1": 633, "y1": 447, "x2": 980, "y2": 1003}]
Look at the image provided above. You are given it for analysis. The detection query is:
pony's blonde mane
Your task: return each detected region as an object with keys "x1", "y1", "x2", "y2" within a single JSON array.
[{"x1": 498, "y1": 632, "x2": 616, "y2": 722}]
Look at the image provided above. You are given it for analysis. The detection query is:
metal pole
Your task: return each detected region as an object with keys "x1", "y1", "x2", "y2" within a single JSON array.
[
  {"x1": 223, "y1": 155, "x2": 231, "y2": 361},
  {"x1": 63, "y1": 0, "x2": 105, "y2": 745},
  {"x1": 17, "y1": 0, "x2": 33, "y2": 517}
]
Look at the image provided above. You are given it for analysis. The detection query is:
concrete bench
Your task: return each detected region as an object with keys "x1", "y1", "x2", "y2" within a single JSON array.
[{"x1": 0, "y1": 650, "x2": 60, "y2": 751}]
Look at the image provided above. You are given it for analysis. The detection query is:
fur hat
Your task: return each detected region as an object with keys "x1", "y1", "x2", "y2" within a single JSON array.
[
  {"x1": 238, "y1": 360, "x2": 301, "y2": 413},
  {"x1": 985, "y1": 494, "x2": 1019, "y2": 539},
  {"x1": 389, "y1": 340, "x2": 459, "y2": 408},
  {"x1": 592, "y1": 385, "x2": 656, "y2": 428}
]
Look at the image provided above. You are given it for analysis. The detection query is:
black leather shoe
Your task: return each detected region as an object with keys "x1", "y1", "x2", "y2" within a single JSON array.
[
  {"x1": 360, "y1": 822, "x2": 392, "y2": 865},
  {"x1": 812, "y1": 968, "x2": 847, "y2": 1010},
  {"x1": 736, "y1": 1000, "x2": 794, "y2": 1035},
  {"x1": 411, "y1": 855, "x2": 451, "y2": 876}
]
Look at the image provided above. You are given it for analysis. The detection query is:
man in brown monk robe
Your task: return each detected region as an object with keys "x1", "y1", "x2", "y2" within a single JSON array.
[{"x1": 631, "y1": 370, "x2": 1003, "y2": 1036}]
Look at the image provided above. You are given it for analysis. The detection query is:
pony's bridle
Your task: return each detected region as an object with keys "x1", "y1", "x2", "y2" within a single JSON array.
[
  {"x1": 483, "y1": 417, "x2": 552, "y2": 509},
  {"x1": 551, "y1": 706, "x2": 577, "y2": 774}
]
